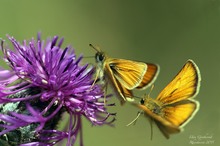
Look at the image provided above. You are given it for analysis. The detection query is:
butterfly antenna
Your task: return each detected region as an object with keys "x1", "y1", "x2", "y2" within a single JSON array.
[
  {"x1": 126, "y1": 111, "x2": 142, "y2": 126},
  {"x1": 83, "y1": 56, "x2": 95, "y2": 59},
  {"x1": 147, "y1": 84, "x2": 155, "y2": 99},
  {"x1": 89, "y1": 44, "x2": 100, "y2": 52}
]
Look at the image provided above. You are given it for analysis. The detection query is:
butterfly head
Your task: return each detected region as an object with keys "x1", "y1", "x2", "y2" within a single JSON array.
[
  {"x1": 140, "y1": 97, "x2": 162, "y2": 115},
  {"x1": 140, "y1": 98, "x2": 145, "y2": 105},
  {"x1": 89, "y1": 44, "x2": 106, "y2": 64},
  {"x1": 95, "y1": 51, "x2": 106, "y2": 63}
]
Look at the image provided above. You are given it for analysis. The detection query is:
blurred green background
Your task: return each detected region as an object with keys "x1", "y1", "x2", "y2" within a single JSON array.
[{"x1": 0, "y1": 0, "x2": 219, "y2": 146}]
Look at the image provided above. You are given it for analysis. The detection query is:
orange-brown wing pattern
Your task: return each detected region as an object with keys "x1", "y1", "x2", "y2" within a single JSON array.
[
  {"x1": 104, "y1": 61, "x2": 133, "y2": 103},
  {"x1": 161, "y1": 100, "x2": 199, "y2": 127},
  {"x1": 108, "y1": 58, "x2": 147, "y2": 90},
  {"x1": 137, "y1": 63, "x2": 159, "y2": 89},
  {"x1": 156, "y1": 60, "x2": 201, "y2": 105}
]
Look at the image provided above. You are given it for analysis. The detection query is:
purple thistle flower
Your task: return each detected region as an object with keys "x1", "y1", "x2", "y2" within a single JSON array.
[{"x1": 0, "y1": 34, "x2": 115, "y2": 146}]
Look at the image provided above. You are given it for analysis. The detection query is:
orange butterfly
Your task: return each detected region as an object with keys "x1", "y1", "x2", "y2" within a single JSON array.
[
  {"x1": 131, "y1": 59, "x2": 201, "y2": 138},
  {"x1": 90, "y1": 44, "x2": 160, "y2": 104}
]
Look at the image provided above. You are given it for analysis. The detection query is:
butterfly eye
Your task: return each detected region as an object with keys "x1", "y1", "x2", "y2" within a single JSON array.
[
  {"x1": 140, "y1": 99, "x2": 145, "y2": 105},
  {"x1": 95, "y1": 52, "x2": 105, "y2": 62}
]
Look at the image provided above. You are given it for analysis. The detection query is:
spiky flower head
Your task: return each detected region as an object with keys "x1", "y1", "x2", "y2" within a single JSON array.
[{"x1": 0, "y1": 34, "x2": 115, "y2": 146}]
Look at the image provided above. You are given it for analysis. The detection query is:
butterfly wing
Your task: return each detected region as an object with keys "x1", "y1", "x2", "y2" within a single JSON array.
[
  {"x1": 104, "y1": 60, "x2": 133, "y2": 104},
  {"x1": 136, "y1": 63, "x2": 160, "y2": 89},
  {"x1": 161, "y1": 100, "x2": 199, "y2": 127},
  {"x1": 137, "y1": 104, "x2": 180, "y2": 139},
  {"x1": 107, "y1": 58, "x2": 147, "y2": 90},
  {"x1": 155, "y1": 60, "x2": 201, "y2": 132},
  {"x1": 108, "y1": 58, "x2": 159, "y2": 90},
  {"x1": 156, "y1": 59, "x2": 201, "y2": 104}
]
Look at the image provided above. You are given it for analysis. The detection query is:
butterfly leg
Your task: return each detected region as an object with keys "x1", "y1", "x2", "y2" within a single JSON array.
[
  {"x1": 126, "y1": 111, "x2": 142, "y2": 126},
  {"x1": 149, "y1": 118, "x2": 154, "y2": 140},
  {"x1": 90, "y1": 68, "x2": 101, "y2": 89},
  {"x1": 102, "y1": 79, "x2": 109, "y2": 105}
]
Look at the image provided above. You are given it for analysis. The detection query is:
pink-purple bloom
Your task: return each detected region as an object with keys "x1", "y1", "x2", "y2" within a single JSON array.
[{"x1": 0, "y1": 34, "x2": 115, "y2": 146}]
